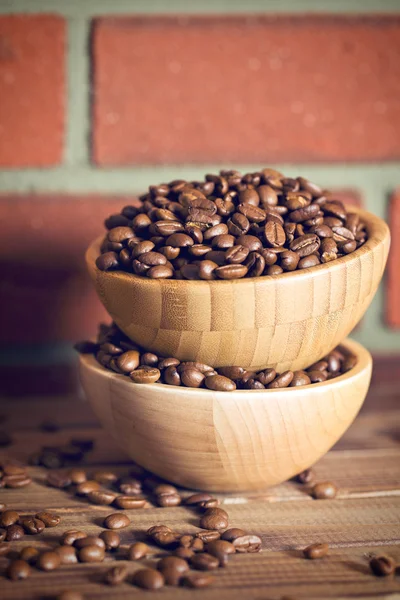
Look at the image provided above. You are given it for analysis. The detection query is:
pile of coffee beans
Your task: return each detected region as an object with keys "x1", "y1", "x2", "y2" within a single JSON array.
[
  {"x1": 0, "y1": 507, "x2": 60, "y2": 547},
  {"x1": 76, "y1": 322, "x2": 357, "y2": 392},
  {"x1": 96, "y1": 168, "x2": 367, "y2": 280}
]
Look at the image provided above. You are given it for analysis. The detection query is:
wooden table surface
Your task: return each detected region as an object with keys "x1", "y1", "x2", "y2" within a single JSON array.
[{"x1": 1, "y1": 376, "x2": 400, "y2": 600}]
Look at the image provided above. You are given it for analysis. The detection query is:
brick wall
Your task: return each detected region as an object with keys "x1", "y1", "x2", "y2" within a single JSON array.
[{"x1": 0, "y1": 1, "x2": 399, "y2": 394}]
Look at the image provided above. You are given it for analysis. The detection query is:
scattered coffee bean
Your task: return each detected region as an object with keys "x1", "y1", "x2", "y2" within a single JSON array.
[
  {"x1": 35, "y1": 512, "x2": 61, "y2": 527},
  {"x1": 22, "y1": 517, "x2": 45, "y2": 535},
  {"x1": 184, "y1": 493, "x2": 214, "y2": 506},
  {"x1": 76, "y1": 480, "x2": 100, "y2": 495},
  {"x1": 56, "y1": 545, "x2": 78, "y2": 564},
  {"x1": 6, "y1": 524, "x2": 24, "y2": 541},
  {"x1": 196, "y1": 530, "x2": 221, "y2": 543},
  {"x1": 20, "y1": 546, "x2": 40, "y2": 564},
  {"x1": 183, "y1": 573, "x2": 215, "y2": 588},
  {"x1": 88, "y1": 490, "x2": 117, "y2": 505},
  {"x1": 0, "y1": 509, "x2": 19, "y2": 527},
  {"x1": 369, "y1": 555, "x2": 395, "y2": 577},
  {"x1": 47, "y1": 471, "x2": 72, "y2": 489},
  {"x1": 221, "y1": 528, "x2": 247, "y2": 542},
  {"x1": 303, "y1": 542, "x2": 329, "y2": 559},
  {"x1": 312, "y1": 481, "x2": 338, "y2": 500},
  {"x1": 69, "y1": 468, "x2": 87, "y2": 484},
  {"x1": 37, "y1": 551, "x2": 61, "y2": 571},
  {"x1": 157, "y1": 555, "x2": 189, "y2": 585},
  {"x1": 105, "y1": 564, "x2": 128, "y2": 585},
  {"x1": 61, "y1": 530, "x2": 87, "y2": 546},
  {"x1": 78, "y1": 545, "x2": 105, "y2": 563},
  {"x1": 296, "y1": 469, "x2": 314, "y2": 484},
  {"x1": 207, "y1": 539, "x2": 236, "y2": 566},
  {"x1": 200, "y1": 508, "x2": 229, "y2": 531},
  {"x1": 190, "y1": 552, "x2": 220, "y2": 571},
  {"x1": 7, "y1": 559, "x2": 31, "y2": 581},
  {"x1": 104, "y1": 513, "x2": 131, "y2": 529},
  {"x1": 129, "y1": 541, "x2": 149, "y2": 560},
  {"x1": 74, "y1": 536, "x2": 106, "y2": 551},
  {"x1": 132, "y1": 568, "x2": 165, "y2": 590},
  {"x1": 232, "y1": 534, "x2": 262, "y2": 553},
  {"x1": 114, "y1": 495, "x2": 146, "y2": 509},
  {"x1": 94, "y1": 470, "x2": 118, "y2": 485},
  {"x1": 99, "y1": 530, "x2": 120, "y2": 551}
]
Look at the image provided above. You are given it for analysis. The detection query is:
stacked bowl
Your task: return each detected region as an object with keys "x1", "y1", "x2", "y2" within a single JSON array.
[{"x1": 80, "y1": 173, "x2": 390, "y2": 492}]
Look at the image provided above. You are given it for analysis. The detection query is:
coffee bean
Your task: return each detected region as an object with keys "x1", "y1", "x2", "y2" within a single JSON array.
[
  {"x1": 105, "y1": 565, "x2": 128, "y2": 585},
  {"x1": 129, "y1": 541, "x2": 149, "y2": 560},
  {"x1": 369, "y1": 554, "x2": 395, "y2": 577},
  {"x1": 133, "y1": 568, "x2": 165, "y2": 590},
  {"x1": 290, "y1": 370, "x2": 311, "y2": 386},
  {"x1": 204, "y1": 374, "x2": 236, "y2": 391},
  {"x1": 207, "y1": 539, "x2": 236, "y2": 566},
  {"x1": 56, "y1": 545, "x2": 78, "y2": 564},
  {"x1": 61, "y1": 530, "x2": 87, "y2": 546},
  {"x1": 196, "y1": 530, "x2": 221, "y2": 543},
  {"x1": 78, "y1": 545, "x2": 105, "y2": 563},
  {"x1": 312, "y1": 481, "x2": 338, "y2": 499},
  {"x1": 190, "y1": 552, "x2": 219, "y2": 571},
  {"x1": 7, "y1": 559, "x2": 31, "y2": 581},
  {"x1": 232, "y1": 534, "x2": 262, "y2": 553},
  {"x1": 74, "y1": 536, "x2": 106, "y2": 551},
  {"x1": 264, "y1": 220, "x2": 286, "y2": 247},
  {"x1": 47, "y1": 471, "x2": 71, "y2": 489},
  {"x1": 296, "y1": 468, "x2": 314, "y2": 484},
  {"x1": 76, "y1": 480, "x2": 100, "y2": 495},
  {"x1": 97, "y1": 530, "x2": 120, "y2": 551},
  {"x1": 35, "y1": 512, "x2": 61, "y2": 528},
  {"x1": 104, "y1": 513, "x2": 131, "y2": 529},
  {"x1": 37, "y1": 551, "x2": 61, "y2": 571},
  {"x1": 200, "y1": 508, "x2": 229, "y2": 531},
  {"x1": 6, "y1": 524, "x2": 24, "y2": 541},
  {"x1": 130, "y1": 368, "x2": 161, "y2": 384},
  {"x1": 156, "y1": 492, "x2": 182, "y2": 507},
  {"x1": 180, "y1": 368, "x2": 205, "y2": 388},
  {"x1": 22, "y1": 517, "x2": 45, "y2": 535},
  {"x1": 157, "y1": 555, "x2": 189, "y2": 585},
  {"x1": 221, "y1": 528, "x2": 247, "y2": 542},
  {"x1": 215, "y1": 264, "x2": 248, "y2": 279},
  {"x1": 267, "y1": 370, "x2": 294, "y2": 388},
  {"x1": 114, "y1": 495, "x2": 146, "y2": 509},
  {"x1": 57, "y1": 591, "x2": 84, "y2": 600},
  {"x1": 88, "y1": 490, "x2": 117, "y2": 505},
  {"x1": 303, "y1": 542, "x2": 329, "y2": 559},
  {"x1": 298, "y1": 254, "x2": 320, "y2": 269},
  {"x1": 20, "y1": 546, "x2": 40, "y2": 563},
  {"x1": 0, "y1": 509, "x2": 19, "y2": 527}
]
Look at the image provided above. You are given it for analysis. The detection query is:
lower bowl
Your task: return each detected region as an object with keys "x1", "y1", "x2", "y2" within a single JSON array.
[{"x1": 79, "y1": 337, "x2": 371, "y2": 492}]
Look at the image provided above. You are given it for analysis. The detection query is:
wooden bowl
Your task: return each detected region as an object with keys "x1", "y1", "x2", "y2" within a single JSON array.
[
  {"x1": 86, "y1": 208, "x2": 389, "y2": 371},
  {"x1": 79, "y1": 337, "x2": 371, "y2": 492}
]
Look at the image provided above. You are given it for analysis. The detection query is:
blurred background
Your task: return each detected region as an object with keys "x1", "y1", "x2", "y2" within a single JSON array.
[{"x1": 0, "y1": 0, "x2": 399, "y2": 404}]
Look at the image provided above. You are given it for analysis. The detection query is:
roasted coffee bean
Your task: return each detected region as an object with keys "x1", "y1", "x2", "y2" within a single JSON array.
[
  {"x1": 184, "y1": 493, "x2": 213, "y2": 506},
  {"x1": 76, "y1": 480, "x2": 100, "y2": 495},
  {"x1": 232, "y1": 534, "x2": 262, "y2": 553},
  {"x1": 221, "y1": 528, "x2": 247, "y2": 542},
  {"x1": 190, "y1": 552, "x2": 219, "y2": 571},
  {"x1": 78, "y1": 545, "x2": 105, "y2": 563},
  {"x1": 0, "y1": 509, "x2": 19, "y2": 527},
  {"x1": 105, "y1": 565, "x2": 128, "y2": 586},
  {"x1": 88, "y1": 490, "x2": 117, "y2": 505},
  {"x1": 35, "y1": 512, "x2": 61, "y2": 528},
  {"x1": 183, "y1": 573, "x2": 215, "y2": 588},
  {"x1": 6, "y1": 524, "x2": 24, "y2": 541},
  {"x1": 290, "y1": 371, "x2": 311, "y2": 386},
  {"x1": 298, "y1": 254, "x2": 320, "y2": 269},
  {"x1": 99, "y1": 530, "x2": 120, "y2": 551},
  {"x1": 180, "y1": 368, "x2": 205, "y2": 388},
  {"x1": 200, "y1": 498, "x2": 220, "y2": 509},
  {"x1": 56, "y1": 545, "x2": 78, "y2": 564},
  {"x1": 307, "y1": 370, "x2": 328, "y2": 383},
  {"x1": 266, "y1": 264, "x2": 283, "y2": 275},
  {"x1": 96, "y1": 252, "x2": 119, "y2": 271},
  {"x1": 133, "y1": 568, "x2": 165, "y2": 590},
  {"x1": 20, "y1": 546, "x2": 40, "y2": 564},
  {"x1": 204, "y1": 374, "x2": 236, "y2": 391},
  {"x1": 156, "y1": 492, "x2": 182, "y2": 507},
  {"x1": 57, "y1": 591, "x2": 85, "y2": 600},
  {"x1": 116, "y1": 350, "x2": 140, "y2": 373},
  {"x1": 130, "y1": 368, "x2": 161, "y2": 384},
  {"x1": 199, "y1": 508, "x2": 229, "y2": 531},
  {"x1": 215, "y1": 264, "x2": 248, "y2": 279},
  {"x1": 369, "y1": 554, "x2": 395, "y2": 577},
  {"x1": 342, "y1": 354, "x2": 357, "y2": 372},
  {"x1": 22, "y1": 517, "x2": 45, "y2": 535},
  {"x1": 61, "y1": 530, "x2": 87, "y2": 546},
  {"x1": 68, "y1": 468, "x2": 87, "y2": 484},
  {"x1": 198, "y1": 259, "x2": 218, "y2": 280},
  {"x1": 7, "y1": 559, "x2": 31, "y2": 580},
  {"x1": 37, "y1": 551, "x2": 61, "y2": 571},
  {"x1": 296, "y1": 468, "x2": 314, "y2": 484},
  {"x1": 74, "y1": 536, "x2": 106, "y2": 551},
  {"x1": 264, "y1": 220, "x2": 286, "y2": 247},
  {"x1": 114, "y1": 495, "x2": 146, "y2": 509},
  {"x1": 267, "y1": 370, "x2": 294, "y2": 388},
  {"x1": 147, "y1": 525, "x2": 179, "y2": 548},
  {"x1": 196, "y1": 530, "x2": 221, "y2": 543},
  {"x1": 290, "y1": 233, "x2": 320, "y2": 257},
  {"x1": 207, "y1": 540, "x2": 236, "y2": 566},
  {"x1": 129, "y1": 541, "x2": 149, "y2": 560},
  {"x1": 104, "y1": 513, "x2": 131, "y2": 529},
  {"x1": 303, "y1": 542, "x2": 329, "y2": 559},
  {"x1": 312, "y1": 481, "x2": 338, "y2": 500},
  {"x1": 157, "y1": 555, "x2": 189, "y2": 585},
  {"x1": 47, "y1": 471, "x2": 71, "y2": 489}
]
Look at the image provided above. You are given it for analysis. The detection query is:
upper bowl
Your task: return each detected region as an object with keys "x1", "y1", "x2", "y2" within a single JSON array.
[{"x1": 86, "y1": 207, "x2": 389, "y2": 371}]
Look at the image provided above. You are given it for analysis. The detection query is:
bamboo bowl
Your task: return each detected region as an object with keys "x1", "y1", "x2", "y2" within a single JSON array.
[
  {"x1": 86, "y1": 208, "x2": 389, "y2": 372},
  {"x1": 80, "y1": 337, "x2": 371, "y2": 492}
]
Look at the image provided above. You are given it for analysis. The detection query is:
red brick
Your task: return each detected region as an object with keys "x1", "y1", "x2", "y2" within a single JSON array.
[
  {"x1": 93, "y1": 16, "x2": 400, "y2": 165},
  {"x1": 0, "y1": 195, "x2": 135, "y2": 343},
  {"x1": 0, "y1": 15, "x2": 65, "y2": 167},
  {"x1": 386, "y1": 190, "x2": 400, "y2": 328}
]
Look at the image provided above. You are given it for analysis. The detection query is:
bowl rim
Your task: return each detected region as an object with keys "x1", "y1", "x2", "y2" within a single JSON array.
[
  {"x1": 86, "y1": 207, "x2": 390, "y2": 287},
  {"x1": 79, "y1": 337, "x2": 372, "y2": 397}
]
